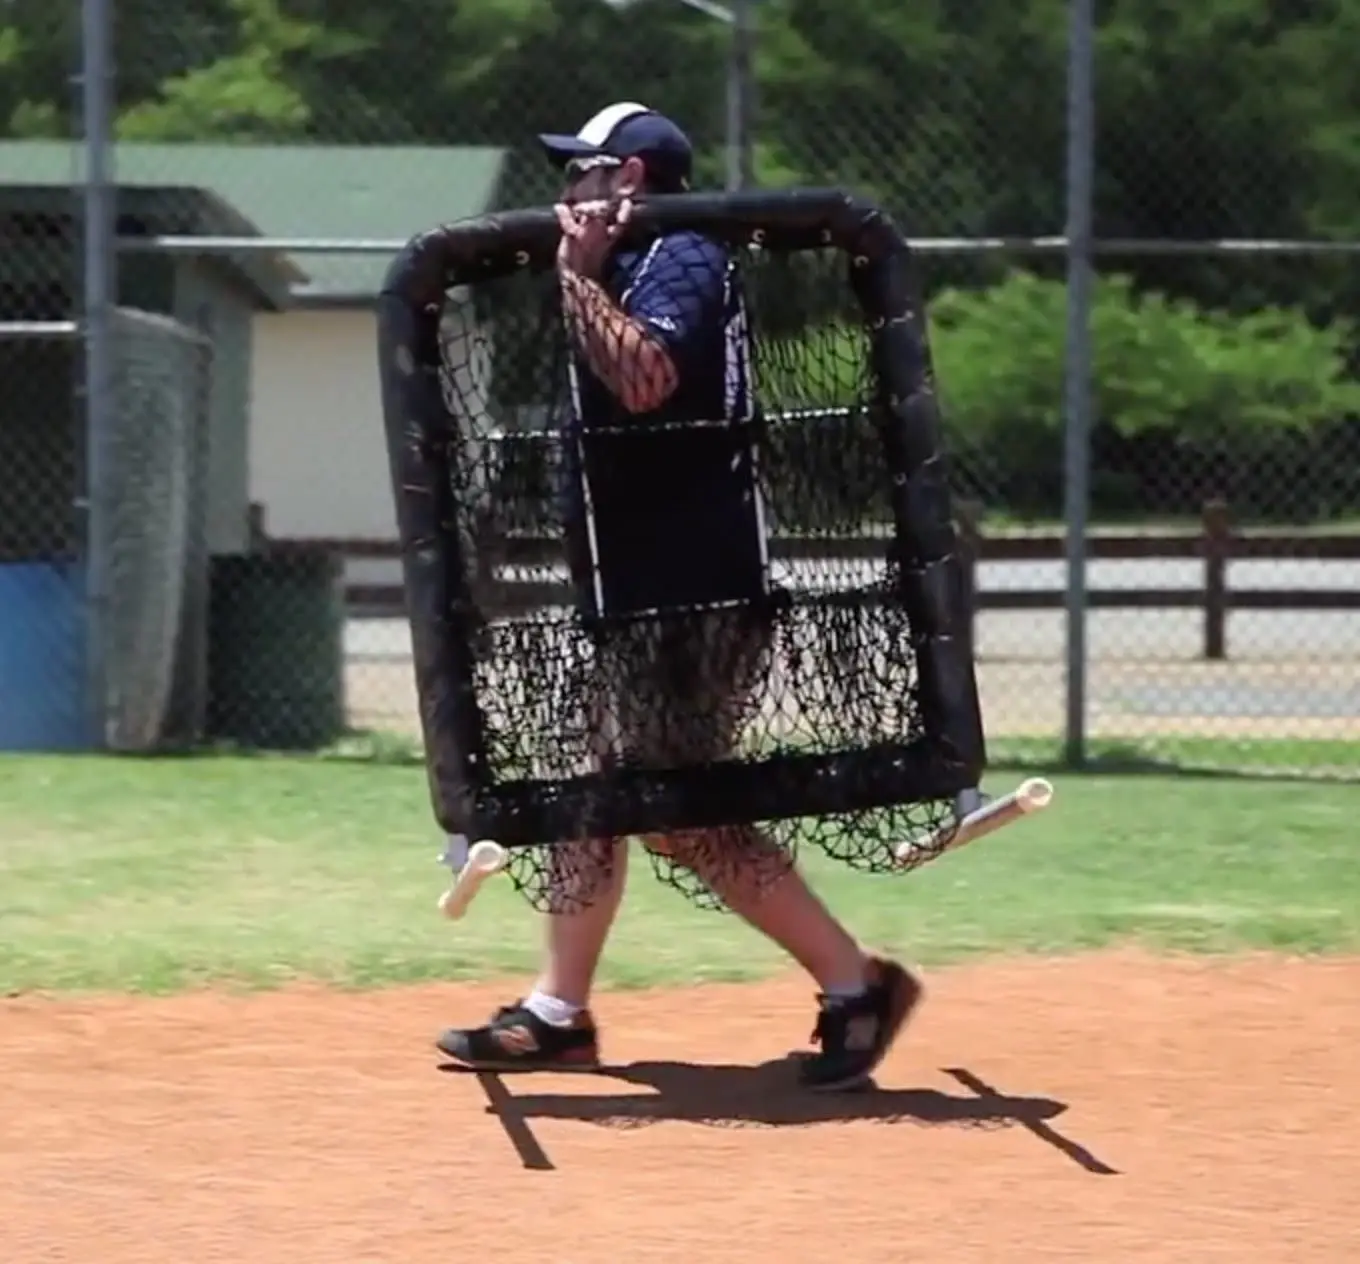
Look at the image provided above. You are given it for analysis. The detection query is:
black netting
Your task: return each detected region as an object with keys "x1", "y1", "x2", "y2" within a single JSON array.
[{"x1": 380, "y1": 194, "x2": 986, "y2": 914}]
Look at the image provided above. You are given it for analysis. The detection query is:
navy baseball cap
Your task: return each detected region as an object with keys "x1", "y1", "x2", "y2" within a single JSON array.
[{"x1": 539, "y1": 102, "x2": 693, "y2": 191}]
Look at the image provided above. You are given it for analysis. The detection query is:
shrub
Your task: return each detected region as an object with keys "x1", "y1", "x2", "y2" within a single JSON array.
[
  {"x1": 760, "y1": 270, "x2": 1360, "y2": 522},
  {"x1": 933, "y1": 270, "x2": 1359, "y2": 437}
]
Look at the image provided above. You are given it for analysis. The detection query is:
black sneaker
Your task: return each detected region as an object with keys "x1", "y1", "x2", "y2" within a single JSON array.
[
  {"x1": 799, "y1": 957, "x2": 923, "y2": 1092},
  {"x1": 435, "y1": 1001, "x2": 601, "y2": 1071}
]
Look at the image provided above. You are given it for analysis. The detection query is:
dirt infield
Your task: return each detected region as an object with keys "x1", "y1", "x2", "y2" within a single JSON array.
[{"x1": 4, "y1": 952, "x2": 1356, "y2": 1263}]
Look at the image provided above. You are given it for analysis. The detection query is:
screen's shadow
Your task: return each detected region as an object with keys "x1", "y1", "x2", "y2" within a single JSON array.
[
  {"x1": 462, "y1": 1056, "x2": 1059, "y2": 1128},
  {"x1": 442, "y1": 1057, "x2": 1118, "y2": 1174}
]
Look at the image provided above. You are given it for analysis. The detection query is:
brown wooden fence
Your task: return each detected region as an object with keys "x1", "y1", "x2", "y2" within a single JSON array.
[{"x1": 255, "y1": 499, "x2": 1360, "y2": 661}]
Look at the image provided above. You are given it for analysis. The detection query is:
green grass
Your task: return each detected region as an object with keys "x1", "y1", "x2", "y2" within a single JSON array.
[
  {"x1": 988, "y1": 734, "x2": 1360, "y2": 778},
  {"x1": 1, "y1": 752, "x2": 1356, "y2": 996}
]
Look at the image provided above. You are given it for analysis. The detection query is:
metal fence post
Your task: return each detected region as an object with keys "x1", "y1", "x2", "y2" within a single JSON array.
[
  {"x1": 80, "y1": 0, "x2": 116, "y2": 749},
  {"x1": 727, "y1": 0, "x2": 757, "y2": 189},
  {"x1": 1062, "y1": 0, "x2": 1096, "y2": 767}
]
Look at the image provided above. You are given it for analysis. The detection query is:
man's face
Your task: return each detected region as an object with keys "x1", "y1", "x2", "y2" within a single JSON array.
[{"x1": 561, "y1": 155, "x2": 643, "y2": 206}]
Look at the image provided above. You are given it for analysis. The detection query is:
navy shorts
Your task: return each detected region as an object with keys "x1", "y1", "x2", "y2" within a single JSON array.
[{"x1": 587, "y1": 607, "x2": 772, "y2": 768}]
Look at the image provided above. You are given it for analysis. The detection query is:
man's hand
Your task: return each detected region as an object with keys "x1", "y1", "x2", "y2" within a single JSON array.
[
  {"x1": 555, "y1": 197, "x2": 633, "y2": 279},
  {"x1": 555, "y1": 196, "x2": 678, "y2": 414}
]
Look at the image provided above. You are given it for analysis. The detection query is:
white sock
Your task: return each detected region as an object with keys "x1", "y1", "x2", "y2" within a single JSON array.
[
  {"x1": 524, "y1": 990, "x2": 582, "y2": 1027},
  {"x1": 821, "y1": 979, "x2": 870, "y2": 1005}
]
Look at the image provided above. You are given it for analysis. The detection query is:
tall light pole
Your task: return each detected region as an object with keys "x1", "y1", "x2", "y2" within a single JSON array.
[{"x1": 601, "y1": 0, "x2": 756, "y2": 190}]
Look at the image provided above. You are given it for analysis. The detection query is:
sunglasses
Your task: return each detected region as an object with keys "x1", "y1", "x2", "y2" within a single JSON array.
[{"x1": 564, "y1": 154, "x2": 623, "y2": 181}]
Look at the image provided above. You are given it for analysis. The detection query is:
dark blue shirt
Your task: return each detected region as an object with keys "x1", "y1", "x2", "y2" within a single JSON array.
[{"x1": 561, "y1": 230, "x2": 768, "y2": 618}]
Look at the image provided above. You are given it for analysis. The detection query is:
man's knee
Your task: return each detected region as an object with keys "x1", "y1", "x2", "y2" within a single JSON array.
[
  {"x1": 545, "y1": 836, "x2": 624, "y2": 912},
  {"x1": 640, "y1": 824, "x2": 762, "y2": 869},
  {"x1": 640, "y1": 830, "x2": 700, "y2": 863},
  {"x1": 641, "y1": 825, "x2": 793, "y2": 903}
]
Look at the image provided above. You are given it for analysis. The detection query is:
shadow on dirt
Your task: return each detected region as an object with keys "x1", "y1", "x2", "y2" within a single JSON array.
[
  {"x1": 441, "y1": 1057, "x2": 1118, "y2": 1174},
  {"x1": 447, "y1": 1056, "x2": 1055, "y2": 1128}
]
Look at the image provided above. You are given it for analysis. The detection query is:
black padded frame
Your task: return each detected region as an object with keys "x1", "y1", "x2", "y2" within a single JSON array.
[{"x1": 377, "y1": 188, "x2": 986, "y2": 846}]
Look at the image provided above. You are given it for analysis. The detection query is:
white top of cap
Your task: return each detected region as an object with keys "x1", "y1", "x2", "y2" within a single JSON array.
[{"x1": 576, "y1": 101, "x2": 652, "y2": 147}]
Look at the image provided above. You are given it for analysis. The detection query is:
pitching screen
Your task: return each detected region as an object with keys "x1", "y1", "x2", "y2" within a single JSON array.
[{"x1": 379, "y1": 192, "x2": 985, "y2": 910}]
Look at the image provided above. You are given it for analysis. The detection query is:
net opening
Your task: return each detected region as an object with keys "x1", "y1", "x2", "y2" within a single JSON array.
[{"x1": 377, "y1": 189, "x2": 986, "y2": 898}]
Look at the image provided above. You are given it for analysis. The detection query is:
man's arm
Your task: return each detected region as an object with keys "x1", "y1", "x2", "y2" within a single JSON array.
[
  {"x1": 561, "y1": 231, "x2": 728, "y2": 416},
  {"x1": 558, "y1": 268, "x2": 678, "y2": 415}
]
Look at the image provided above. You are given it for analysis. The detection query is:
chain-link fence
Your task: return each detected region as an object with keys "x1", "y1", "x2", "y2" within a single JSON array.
[
  {"x1": 1073, "y1": 247, "x2": 1360, "y2": 776},
  {"x1": 100, "y1": 308, "x2": 213, "y2": 750},
  {"x1": 0, "y1": 308, "x2": 211, "y2": 751},
  {"x1": 4, "y1": 0, "x2": 1358, "y2": 776}
]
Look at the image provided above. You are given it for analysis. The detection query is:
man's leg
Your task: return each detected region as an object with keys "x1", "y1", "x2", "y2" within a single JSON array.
[
  {"x1": 643, "y1": 824, "x2": 919, "y2": 1089},
  {"x1": 639, "y1": 610, "x2": 922, "y2": 1089},
  {"x1": 434, "y1": 836, "x2": 623, "y2": 1070},
  {"x1": 435, "y1": 631, "x2": 641, "y2": 1070},
  {"x1": 688, "y1": 832, "x2": 868, "y2": 992},
  {"x1": 530, "y1": 836, "x2": 628, "y2": 1008},
  {"x1": 643, "y1": 606, "x2": 868, "y2": 989}
]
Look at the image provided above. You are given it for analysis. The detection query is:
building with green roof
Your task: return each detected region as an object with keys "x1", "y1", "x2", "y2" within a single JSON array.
[
  {"x1": 0, "y1": 141, "x2": 508, "y2": 553},
  {"x1": 0, "y1": 140, "x2": 508, "y2": 304}
]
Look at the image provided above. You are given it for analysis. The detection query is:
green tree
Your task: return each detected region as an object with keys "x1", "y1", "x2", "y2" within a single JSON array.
[
  {"x1": 8, "y1": 0, "x2": 1360, "y2": 252},
  {"x1": 931, "y1": 270, "x2": 1360, "y2": 518}
]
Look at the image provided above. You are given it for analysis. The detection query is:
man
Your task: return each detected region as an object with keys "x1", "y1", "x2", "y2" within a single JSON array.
[{"x1": 436, "y1": 104, "x2": 921, "y2": 1092}]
